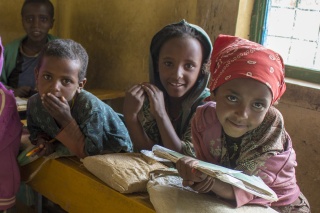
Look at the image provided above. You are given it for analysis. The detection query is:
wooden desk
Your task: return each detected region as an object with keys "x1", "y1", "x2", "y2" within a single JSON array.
[
  {"x1": 87, "y1": 89, "x2": 125, "y2": 101},
  {"x1": 20, "y1": 157, "x2": 155, "y2": 213}
]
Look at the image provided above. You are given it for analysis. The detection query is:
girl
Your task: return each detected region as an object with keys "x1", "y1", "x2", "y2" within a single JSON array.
[
  {"x1": 176, "y1": 34, "x2": 310, "y2": 212},
  {"x1": 0, "y1": 38, "x2": 23, "y2": 211},
  {"x1": 123, "y1": 20, "x2": 212, "y2": 157}
]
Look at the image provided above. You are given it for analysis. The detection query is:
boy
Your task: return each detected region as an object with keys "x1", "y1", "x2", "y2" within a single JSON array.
[
  {"x1": 27, "y1": 39, "x2": 132, "y2": 158},
  {"x1": 1, "y1": 0, "x2": 57, "y2": 98}
]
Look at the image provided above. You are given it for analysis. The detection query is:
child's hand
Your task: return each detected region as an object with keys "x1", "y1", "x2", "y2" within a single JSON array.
[
  {"x1": 41, "y1": 93, "x2": 73, "y2": 128},
  {"x1": 123, "y1": 84, "x2": 146, "y2": 118},
  {"x1": 141, "y1": 83, "x2": 166, "y2": 119},
  {"x1": 176, "y1": 157, "x2": 215, "y2": 193},
  {"x1": 33, "y1": 137, "x2": 55, "y2": 157},
  {"x1": 190, "y1": 176, "x2": 216, "y2": 193}
]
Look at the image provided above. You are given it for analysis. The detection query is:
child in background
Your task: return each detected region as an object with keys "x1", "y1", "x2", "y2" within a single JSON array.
[
  {"x1": 0, "y1": 38, "x2": 23, "y2": 211},
  {"x1": 27, "y1": 39, "x2": 132, "y2": 158},
  {"x1": 1, "y1": 0, "x2": 57, "y2": 98},
  {"x1": 123, "y1": 20, "x2": 212, "y2": 157},
  {"x1": 176, "y1": 35, "x2": 310, "y2": 212}
]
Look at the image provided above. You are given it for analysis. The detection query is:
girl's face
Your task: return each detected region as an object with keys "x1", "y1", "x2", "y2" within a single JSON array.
[
  {"x1": 36, "y1": 56, "x2": 86, "y2": 103},
  {"x1": 158, "y1": 37, "x2": 203, "y2": 98},
  {"x1": 22, "y1": 3, "x2": 54, "y2": 43},
  {"x1": 214, "y1": 78, "x2": 273, "y2": 138}
]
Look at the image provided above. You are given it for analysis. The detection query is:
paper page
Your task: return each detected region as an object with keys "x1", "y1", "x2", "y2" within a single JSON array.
[{"x1": 152, "y1": 145, "x2": 278, "y2": 202}]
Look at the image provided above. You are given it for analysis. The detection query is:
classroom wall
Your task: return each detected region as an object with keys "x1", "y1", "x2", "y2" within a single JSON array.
[{"x1": 0, "y1": 0, "x2": 318, "y2": 212}]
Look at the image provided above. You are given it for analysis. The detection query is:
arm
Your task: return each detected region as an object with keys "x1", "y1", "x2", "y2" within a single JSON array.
[
  {"x1": 41, "y1": 93, "x2": 86, "y2": 158},
  {"x1": 123, "y1": 84, "x2": 155, "y2": 151},
  {"x1": 176, "y1": 157, "x2": 235, "y2": 200},
  {"x1": 141, "y1": 83, "x2": 183, "y2": 153}
]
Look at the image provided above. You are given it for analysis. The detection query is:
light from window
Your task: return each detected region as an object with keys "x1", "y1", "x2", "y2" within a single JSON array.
[{"x1": 264, "y1": 0, "x2": 320, "y2": 71}]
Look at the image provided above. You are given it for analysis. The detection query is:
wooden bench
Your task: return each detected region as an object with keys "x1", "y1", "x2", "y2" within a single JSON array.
[{"x1": 20, "y1": 157, "x2": 155, "y2": 213}]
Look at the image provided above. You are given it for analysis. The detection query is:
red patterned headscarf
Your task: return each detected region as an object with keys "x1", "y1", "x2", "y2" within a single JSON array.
[{"x1": 209, "y1": 34, "x2": 286, "y2": 105}]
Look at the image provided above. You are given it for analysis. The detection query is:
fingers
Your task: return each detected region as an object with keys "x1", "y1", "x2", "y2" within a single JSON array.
[{"x1": 192, "y1": 176, "x2": 216, "y2": 193}]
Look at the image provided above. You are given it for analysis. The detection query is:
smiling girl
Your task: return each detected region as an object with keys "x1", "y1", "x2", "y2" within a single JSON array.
[
  {"x1": 176, "y1": 34, "x2": 310, "y2": 212},
  {"x1": 123, "y1": 20, "x2": 212, "y2": 156}
]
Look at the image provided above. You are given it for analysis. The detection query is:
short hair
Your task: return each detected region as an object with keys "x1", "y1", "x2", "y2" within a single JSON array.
[
  {"x1": 36, "y1": 39, "x2": 89, "y2": 81},
  {"x1": 21, "y1": 0, "x2": 55, "y2": 18}
]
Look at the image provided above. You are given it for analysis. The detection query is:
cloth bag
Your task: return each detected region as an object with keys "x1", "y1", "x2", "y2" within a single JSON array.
[
  {"x1": 147, "y1": 169, "x2": 278, "y2": 213},
  {"x1": 82, "y1": 153, "x2": 167, "y2": 193}
]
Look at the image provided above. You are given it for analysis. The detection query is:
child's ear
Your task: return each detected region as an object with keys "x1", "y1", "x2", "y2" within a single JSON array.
[
  {"x1": 50, "y1": 18, "x2": 55, "y2": 29},
  {"x1": 77, "y1": 78, "x2": 87, "y2": 93}
]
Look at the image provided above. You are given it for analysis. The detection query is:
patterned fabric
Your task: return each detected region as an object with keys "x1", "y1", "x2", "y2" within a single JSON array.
[
  {"x1": 209, "y1": 34, "x2": 286, "y2": 104},
  {"x1": 138, "y1": 20, "x2": 212, "y2": 157},
  {"x1": 0, "y1": 38, "x2": 23, "y2": 210},
  {"x1": 27, "y1": 90, "x2": 133, "y2": 156},
  {"x1": 192, "y1": 102, "x2": 301, "y2": 207}
]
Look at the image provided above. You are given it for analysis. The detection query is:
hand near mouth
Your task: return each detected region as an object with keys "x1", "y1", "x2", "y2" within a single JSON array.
[{"x1": 41, "y1": 93, "x2": 73, "y2": 128}]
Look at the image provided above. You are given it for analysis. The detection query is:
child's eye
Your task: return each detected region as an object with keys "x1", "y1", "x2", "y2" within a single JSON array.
[
  {"x1": 185, "y1": 63, "x2": 195, "y2": 70},
  {"x1": 43, "y1": 75, "x2": 51, "y2": 80},
  {"x1": 227, "y1": 95, "x2": 237, "y2": 102},
  {"x1": 62, "y1": 79, "x2": 72, "y2": 85},
  {"x1": 164, "y1": 61, "x2": 173, "y2": 67},
  {"x1": 253, "y1": 102, "x2": 265, "y2": 110},
  {"x1": 24, "y1": 16, "x2": 33, "y2": 23},
  {"x1": 39, "y1": 16, "x2": 49, "y2": 22}
]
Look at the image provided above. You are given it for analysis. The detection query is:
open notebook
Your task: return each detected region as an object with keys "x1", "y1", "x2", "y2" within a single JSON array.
[{"x1": 151, "y1": 145, "x2": 278, "y2": 202}]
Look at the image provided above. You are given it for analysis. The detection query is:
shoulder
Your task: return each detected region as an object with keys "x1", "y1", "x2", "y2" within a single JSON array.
[
  {"x1": 193, "y1": 101, "x2": 219, "y2": 131},
  {"x1": 27, "y1": 93, "x2": 42, "y2": 107},
  {"x1": 74, "y1": 90, "x2": 111, "y2": 112},
  {"x1": 4, "y1": 36, "x2": 26, "y2": 50},
  {"x1": 264, "y1": 106, "x2": 285, "y2": 128},
  {"x1": 47, "y1": 34, "x2": 59, "y2": 41}
]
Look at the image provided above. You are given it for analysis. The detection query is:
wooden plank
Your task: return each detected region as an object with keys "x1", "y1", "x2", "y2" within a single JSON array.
[
  {"x1": 20, "y1": 157, "x2": 155, "y2": 213},
  {"x1": 87, "y1": 89, "x2": 125, "y2": 101}
]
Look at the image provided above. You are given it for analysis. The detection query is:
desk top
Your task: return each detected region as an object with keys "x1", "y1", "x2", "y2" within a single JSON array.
[
  {"x1": 86, "y1": 88, "x2": 125, "y2": 101},
  {"x1": 21, "y1": 157, "x2": 155, "y2": 213}
]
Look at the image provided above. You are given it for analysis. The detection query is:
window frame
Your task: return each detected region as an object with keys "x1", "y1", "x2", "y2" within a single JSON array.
[{"x1": 249, "y1": 0, "x2": 320, "y2": 84}]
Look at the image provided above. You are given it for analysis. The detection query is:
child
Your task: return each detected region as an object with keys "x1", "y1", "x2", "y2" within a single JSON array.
[
  {"x1": 123, "y1": 20, "x2": 212, "y2": 157},
  {"x1": 176, "y1": 35, "x2": 310, "y2": 212},
  {"x1": 0, "y1": 38, "x2": 23, "y2": 211},
  {"x1": 1, "y1": 0, "x2": 57, "y2": 98},
  {"x1": 27, "y1": 39, "x2": 133, "y2": 158}
]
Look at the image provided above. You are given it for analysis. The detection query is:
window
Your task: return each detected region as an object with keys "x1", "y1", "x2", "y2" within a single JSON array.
[{"x1": 250, "y1": 0, "x2": 320, "y2": 84}]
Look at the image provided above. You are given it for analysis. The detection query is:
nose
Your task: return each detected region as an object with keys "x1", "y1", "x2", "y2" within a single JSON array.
[
  {"x1": 31, "y1": 17, "x2": 40, "y2": 28},
  {"x1": 173, "y1": 65, "x2": 183, "y2": 79},
  {"x1": 50, "y1": 81, "x2": 61, "y2": 94},
  {"x1": 235, "y1": 104, "x2": 249, "y2": 119}
]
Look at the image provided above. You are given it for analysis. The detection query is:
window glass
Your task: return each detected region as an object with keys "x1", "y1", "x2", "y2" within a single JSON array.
[{"x1": 265, "y1": 0, "x2": 320, "y2": 71}]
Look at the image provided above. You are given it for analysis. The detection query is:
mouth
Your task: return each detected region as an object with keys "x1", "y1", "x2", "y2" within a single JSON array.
[
  {"x1": 168, "y1": 82, "x2": 184, "y2": 87},
  {"x1": 30, "y1": 31, "x2": 42, "y2": 37},
  {"x1": 227, "y1": 119, "x2": 247, "y2": 129}
]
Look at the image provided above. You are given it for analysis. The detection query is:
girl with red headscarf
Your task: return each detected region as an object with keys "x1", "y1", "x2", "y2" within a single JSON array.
[
  {"x1": 0, "y1": 38, "x2": 23, "y2": 211},
  {"x1": 176, "y1": 35, "x2": 310, "y2": 212}
]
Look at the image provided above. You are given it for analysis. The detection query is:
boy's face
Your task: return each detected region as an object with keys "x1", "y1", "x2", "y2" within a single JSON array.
[
  {"x1": 213, "y1": 78, "x2": 272, "y2": 138},
  {"x1": 22, "y1": 3, "x2": 54, "y2": 42},
  {"x1": 36, "y1": 56, "x2": 86, "y2": 103},
  {"x1": 158, "y1": 37, "x2": 203, "y2": 99}
]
